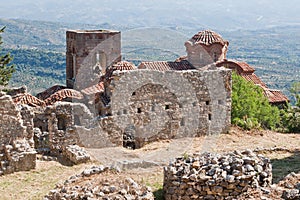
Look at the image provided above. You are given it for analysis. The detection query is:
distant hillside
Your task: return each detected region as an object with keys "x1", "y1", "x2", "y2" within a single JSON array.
[
  {"x1": 0, "y1": 19, "x2": 299, "y2": 102},
  {"x1": 0, "y1": 0, "x2": 300, "y2": 30}
]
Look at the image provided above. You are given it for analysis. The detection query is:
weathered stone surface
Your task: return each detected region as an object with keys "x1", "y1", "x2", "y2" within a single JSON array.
[
  {"x1": 163, "y1": 150, "x2": 272, "y2": 199},
  {"x1": 0, "y1": 94, "x2": 36, "y2": 175}
]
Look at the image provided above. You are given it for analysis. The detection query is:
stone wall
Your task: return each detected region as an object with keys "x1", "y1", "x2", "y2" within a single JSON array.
[
  {"x1": 0, "y1": 92, "x2": 36, "y2": 175},
  {"x1": 163, "y1": 150, "x2": 272, "y2": 200},
  {"x1": 104, "y1": 67, "x2": 231, "y2": 149},
  {"x1": 33, "y1": 102, "x2": 93, "y2": 156}
]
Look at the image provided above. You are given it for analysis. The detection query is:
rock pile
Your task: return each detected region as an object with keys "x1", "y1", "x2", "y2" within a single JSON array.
[
  {"x1": 163, "y1": 150, "x2": 272, "y2": 200},
  {"x1": 44, "y1": 165, "x2": 154, "y2": 200},
  {"x1": 279, "y1": 172, "x2": 300, "y2": 200}
]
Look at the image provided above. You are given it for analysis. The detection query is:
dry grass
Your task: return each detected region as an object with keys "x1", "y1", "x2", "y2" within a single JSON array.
[
  {"x1": 0, "y1": 161, "x2": 97, "y2": 200},
  {"x1": 0, "y1": 127, "x2": 299, "y2": 200}
]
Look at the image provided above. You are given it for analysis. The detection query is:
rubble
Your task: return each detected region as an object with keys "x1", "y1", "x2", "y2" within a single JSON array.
[
  {"x1": 44, "y1": 165, "x2": 154, "y2": 200},
  {"x1": 163, "y1": 150, "x2": 272, "y2": 199}
]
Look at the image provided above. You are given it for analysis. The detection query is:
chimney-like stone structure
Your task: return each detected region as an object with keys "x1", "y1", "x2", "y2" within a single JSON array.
[
  {"x1": 66, "y1": 30, "x2": 121, "y2": 89},
  {"x1": 185, "y1": 30, "x2": 228, "y2": 68}
]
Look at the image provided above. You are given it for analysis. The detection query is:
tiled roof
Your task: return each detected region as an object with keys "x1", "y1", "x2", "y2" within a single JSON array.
[
  {"x1": 216, "y1": 60, "x2": 255, "y2": 74},
  {"x1": 44, "y1": 89, "x2": 83, "y2": 106},
  {"x1": 13, "y1": 93, "x2": 45, "y2": 107},
  {"x1": 191, "y1": 30, "x2": 227, "y2": 46},
  {"x1": 263, "y1": 89, "x2": 289, "y2": 104},
  {"x1": 81, "y1": 81, "x2": 105, "y2": 95},
  {"x1": 105, "y1": 61, "x2": 136, "y2": 78},
  {"x1": 138, "y1": 60, "x2": 195, "y2": 71},
  {"x1": 36, "y1": 85, "x2": 67, "y2": 100},
  {"x1": 240, "y1": 73, "x2": 267, "y2": 88}
]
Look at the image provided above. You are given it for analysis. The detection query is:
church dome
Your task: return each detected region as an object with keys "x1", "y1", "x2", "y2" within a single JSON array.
[{"x1": 191, "y1": 30, "x2": 228, "y2": 46}]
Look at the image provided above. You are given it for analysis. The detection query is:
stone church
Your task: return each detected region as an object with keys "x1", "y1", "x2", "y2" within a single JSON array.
[{"x1": 0, "y1": 28, "x2": 287, "y2": 175}]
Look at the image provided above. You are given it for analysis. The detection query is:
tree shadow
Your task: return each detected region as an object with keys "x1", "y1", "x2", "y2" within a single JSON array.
[
  {"x1": 271, "y1": 150, "x2": 300, "y2": 184},
  {"x1": 153, "y1": 188, "x2": 164, "y2": 200}
]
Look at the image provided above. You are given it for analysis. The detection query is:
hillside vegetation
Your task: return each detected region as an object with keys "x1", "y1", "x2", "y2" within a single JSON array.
[{"x1": 0, "y1": 19, "x2": 299, "y2": 102}]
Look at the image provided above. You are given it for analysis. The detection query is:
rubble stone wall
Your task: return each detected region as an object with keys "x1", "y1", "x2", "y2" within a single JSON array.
[
  {"x1": 0, "y1": 92, "x2": 36, "y2": 175},
  {"x1": 163, "y1": 150, "x2": 272, "y2": 200},
  {"x1": 105, "y1": 68, "x2": 231, "y2": 148}
]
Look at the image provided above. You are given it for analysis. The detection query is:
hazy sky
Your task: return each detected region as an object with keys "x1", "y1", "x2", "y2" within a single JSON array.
[{"x1": 0, "y1": 0, "x2": 299, "y2": 30}]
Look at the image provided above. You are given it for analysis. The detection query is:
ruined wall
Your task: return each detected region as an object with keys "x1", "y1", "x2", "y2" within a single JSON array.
[
  {"x1": 33, "y1": 102, "x2": 93, "y2": 154},
  {"x1": 0, "y1": 92, "x2": 36, "y2": 175},
  {"x1": 163, "y1": 150, "x2": 272, "y2": 200},
  {"x1": 102, "y1": 68, "x2": 231, "y2": 149}
]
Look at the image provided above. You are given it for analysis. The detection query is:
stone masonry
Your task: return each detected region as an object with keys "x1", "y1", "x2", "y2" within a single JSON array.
[
  {"x1": 163, "y1": 150, "x2": 272, "y2": 200},
  {"x1": 0, "y1": 92, "x2": 36, "y2": 175}
]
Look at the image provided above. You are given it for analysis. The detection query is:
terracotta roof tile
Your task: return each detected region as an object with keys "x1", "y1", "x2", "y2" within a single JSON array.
[
  {"x1": 240, "y1": 74, "x2": 267, "y2": 87},
  {"x1": 216, "y1": 60, "x2": 255, "y2": 73},
  {"x1": 36, "y1": 85, "x2": 67, "y2": 100},
  {"x1": 105, "y1": 61, "x2": 136, "y2": 79},
  {"x1": 13, "y1": 93, "x2": 45, "y2": 107},
  {"x1": 81, "y1": 81, "x2": 105, "y2": 95},
  {"x1": 138, "y1": 60, "x2": 195, "y2": 71},
  {"x1": 191, "y1": 30, "x2": 227, "y2": 46},
  {"x1": 44, "y1": 89, "x2": 83, "y2": 106},
  {"x1": 263, "y1": 89, "x2": 289, "y2": 104}
]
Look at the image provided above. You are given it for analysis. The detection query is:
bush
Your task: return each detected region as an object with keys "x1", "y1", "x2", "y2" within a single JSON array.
[{"x1": 231, "y1": 72, "x2": 280, "y2": 130}]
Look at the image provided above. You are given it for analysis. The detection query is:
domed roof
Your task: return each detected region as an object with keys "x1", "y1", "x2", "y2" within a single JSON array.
[{"x1": 191, "y1": 30, "x2": 227, "y2": 46}]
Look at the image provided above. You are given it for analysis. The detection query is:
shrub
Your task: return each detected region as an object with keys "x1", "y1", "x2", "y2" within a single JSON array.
[{"x1": 231, "y1": 72, "x2": 280, "y2": 130}]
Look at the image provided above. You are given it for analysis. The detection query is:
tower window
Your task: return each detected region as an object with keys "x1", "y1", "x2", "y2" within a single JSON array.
[
  {"x1": 208, "y1": 114, "x2": 212, "y2": 121},
  {"x1": 165, "y1": 105, "x2": 170, "y2": 110},
  {"x1": 213, "y1": 52, "x2": 218, "y2": 62}
]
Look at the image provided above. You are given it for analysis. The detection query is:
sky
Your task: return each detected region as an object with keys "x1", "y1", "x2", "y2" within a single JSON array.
[{"x1": 0, "y1": 0, "x2": 299, "y2": 30}]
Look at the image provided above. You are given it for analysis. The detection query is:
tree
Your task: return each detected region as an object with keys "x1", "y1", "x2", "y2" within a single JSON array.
[
  {"x1": 231, "y1": 72, "x2": 280, "y2": 130},
  {"x1": 290, "y1": 82, "x2": 300, "y2": 107},
  {"x1": 0, "y1": 26, "x2": 15, "y2": 86}
]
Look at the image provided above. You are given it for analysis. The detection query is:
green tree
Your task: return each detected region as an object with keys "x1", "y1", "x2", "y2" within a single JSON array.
[
  {"x1": 290, "y1": 82, "x2": 300, "y2": 107},
  {"x1": 231, "y1": 72, "x2": 280, "y2": 130},
  {"x1": 0, "y1": 26, "x2": 15, "y2": 86}
]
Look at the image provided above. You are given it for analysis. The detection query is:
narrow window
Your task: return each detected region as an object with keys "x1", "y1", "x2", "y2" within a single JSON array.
[
  {"x1": 165, "y1": 105, "x2": 170, "y2": 110},
  {"x1": 151, "y1": 105, "x2": 155, "y2": 112},
  {"x1": 132, "y1": 92, "x2": 136, "y2": 96},
  {"x1": 180, "y1": 118, "x2": 185, "y2": 126},
  {"x1": 123, "y1": 109, "x2": 127, "y2": 115},
  {"x1": 206, "y1": 101, "x2": 210, "y2": 105},
  {"x1": 57, "y1": 115, "x2": 66, "y2": 131},
  {"x1": 137, "y1": 108, "x2": 142, "y2": 113},
  {"x1": 208, "y1": 114, "x2": 212, "y2": 121},
  {"x1": 193, "y1": 102, "x2": 197, "y2": 107}
]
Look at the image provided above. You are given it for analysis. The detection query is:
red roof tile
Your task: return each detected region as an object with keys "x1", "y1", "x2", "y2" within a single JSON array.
[
  {"x1": 240, "y1": 74, "x2": 267, "y2": 87},
  {"x1": 105, "y1": 61, "x2": 136, "y2": 79},
  {"x1": 44, "y1": 89, "x2": 83, "y2": 106},
  {"x1": 13, "y1": 93, "x2": 45, "y2": 107},
  {"x1": 263, "y1": 89, "x2": 289, "y2": 104},
  {"x1": 191, "y1": 30, "x2": 227, "y2": 46},
  {"x1": 36, "y1": 85, "x2": 67, "y2": 100},
  {"x1": 138, "y1": 61, "x2": 195, "y2": 71},
  {"x1": 216, "y1": 60, "x2": 255, "y2": 73},
  {"x1": 81, "y1": 81, "x2": 105, "y2": 95}
]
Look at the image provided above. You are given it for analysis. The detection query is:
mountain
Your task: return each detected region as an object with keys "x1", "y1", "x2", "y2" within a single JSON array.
[
  {"x1": 0, "y1": 0, "x2": 300, "y2": 31},
  {"x1": 0, "y1": 18, "x2": 299, "y2": 103}
]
